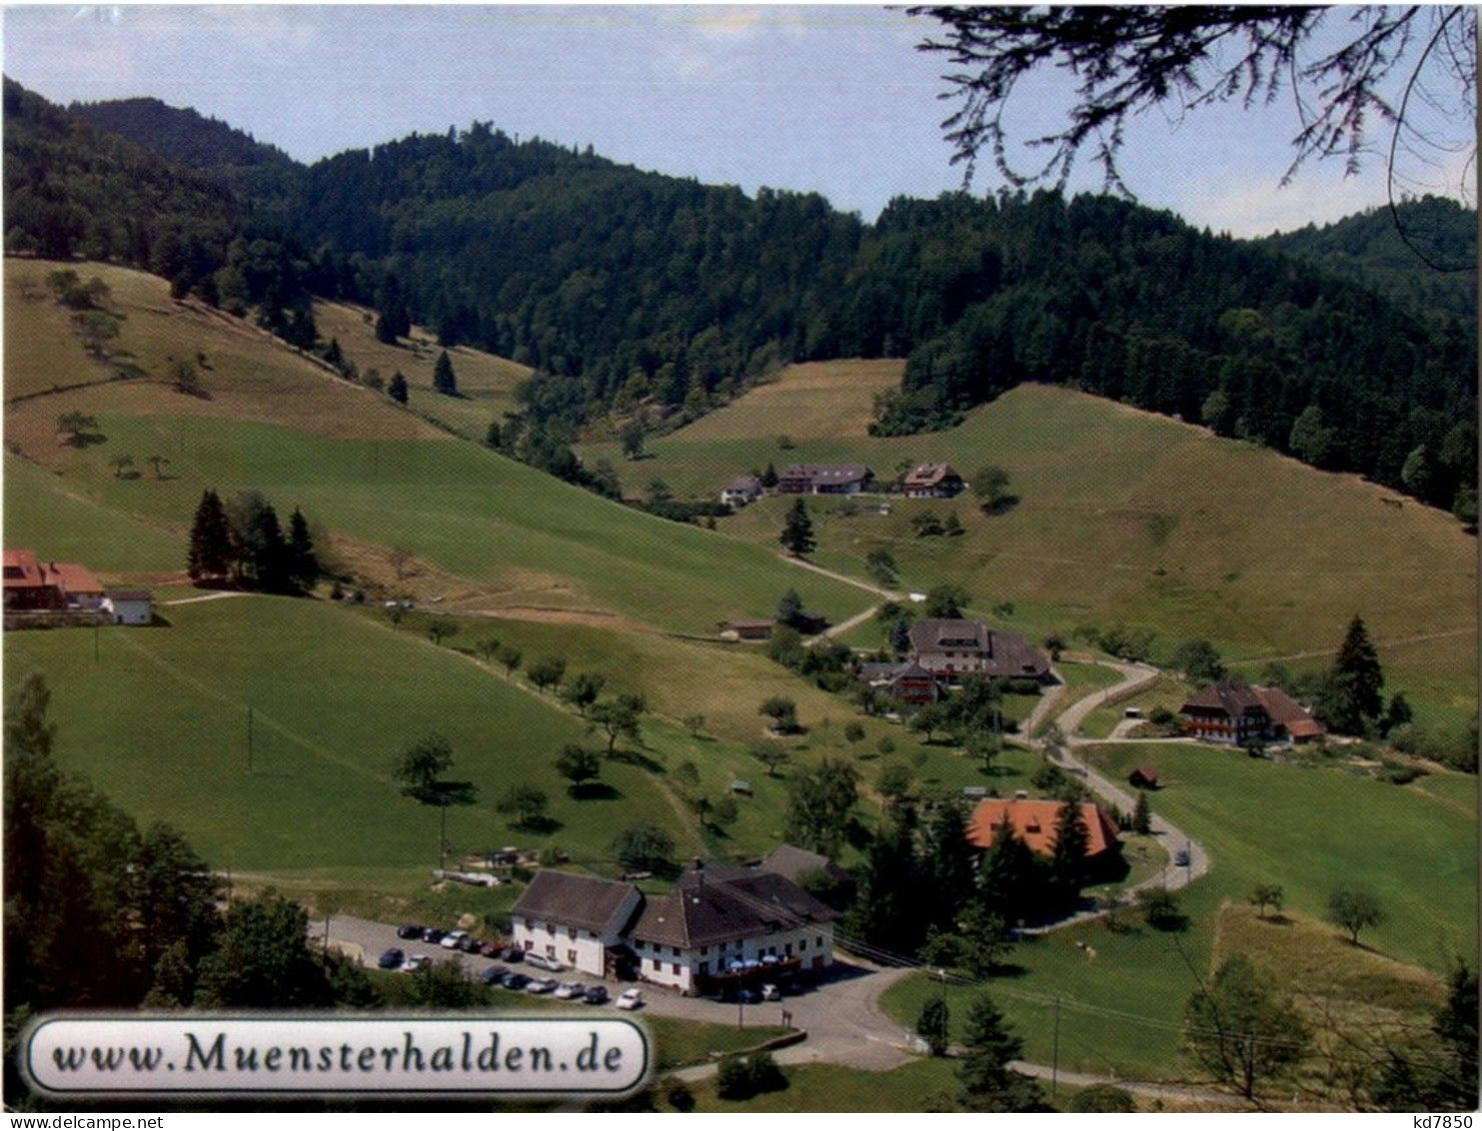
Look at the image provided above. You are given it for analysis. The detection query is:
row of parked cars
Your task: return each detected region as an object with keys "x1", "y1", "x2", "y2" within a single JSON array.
[
  {"x1": 379, "y1": 925, "x2": 642, "y2": 1009},
  {"x1": 394, "y1": 923, "x2": 516, "y2": 959}
]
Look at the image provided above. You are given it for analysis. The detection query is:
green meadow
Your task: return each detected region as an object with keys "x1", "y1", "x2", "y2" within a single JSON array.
[
  {"x1": 3, "y1": 596, "x2": 659, "y2": 877},
  {"x1": 881, "y1": 738, "x2": 1476, "y2": 1079},
  {"x1": 581, "y1": 365, "x2": 1476, "y2": 728}
]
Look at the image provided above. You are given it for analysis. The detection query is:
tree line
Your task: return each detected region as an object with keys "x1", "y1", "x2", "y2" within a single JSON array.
[{"x1": 6, "y1": 79, "x2": 1474, "y2": 515}]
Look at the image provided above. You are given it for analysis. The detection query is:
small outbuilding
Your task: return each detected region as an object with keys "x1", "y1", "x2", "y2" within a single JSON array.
[
  {"x1": 103, "y1": 589, "x2": 154, "y2": 626},
  {"x1": 1128, "y1": 763, "x2": 1160, "y2": 789}
]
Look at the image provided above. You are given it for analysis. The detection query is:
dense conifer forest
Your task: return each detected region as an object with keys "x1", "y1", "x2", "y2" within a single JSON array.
[{"x1": 5, "y1": 77, "x2": 1475, "y2": 514}]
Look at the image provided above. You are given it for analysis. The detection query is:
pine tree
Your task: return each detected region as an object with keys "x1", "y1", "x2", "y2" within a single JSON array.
[
  {"x1": 978, "y1": 815, "x2": 1041, "y2": 923},
  {"x1": 187, "y1": 489, "x2": 233, "y2": 584},
  {"x1": 776, "y1": 588, "x2": 804, "y2": 629},
  {"x1": 433, "y1": 350, "x2": 458, "y2": 396},
  {"x1": 388, "y1": 372, "x2": 409, "y2": 404},
  {"x1": 288, "y1": 508, "x2": 319, "y2": 593},
  {"x1": 891, "y1": 615, "x2": 914, "y2": 657},
  {"x1": 1328, "y1": 615, "x2": 1384, "y2": 732},
  {"x1": 761, "y1": 462, "x2": 779, "y2": 488},
  {"x1": 956, "y1": 994, "x2": 1045, "y2": 1111},
  {"x1": 1132, "y1": 790, "x2": 1152, "y2": 835},
  {"x1": 247, "y1": 503, "x2": 290, "y2": 592},
  {"x1": 1050, "y1": 800, "x2": 1091, "y2": 906},
  {"x1": 779, "y1": 498, "x2": 816, "y2": 556}
]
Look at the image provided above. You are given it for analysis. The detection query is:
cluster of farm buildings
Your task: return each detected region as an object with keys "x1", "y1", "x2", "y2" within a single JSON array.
[
  {"x1": 508, "y1": 804, "x2": 1126, "y2": 998},
  {"x1": 3, "y1": 548, "x2": 152, "y2": 625},
  {"x1": 720, "y1": 461, "x2": 965, "y2": 506}
]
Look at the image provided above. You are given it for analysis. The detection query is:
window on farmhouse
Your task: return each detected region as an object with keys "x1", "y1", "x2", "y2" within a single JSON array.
[
  {"x1": 567, "y1": 949, "x2": 576, "y2": 963},
  {"x1": 652, "y1": 959, "x2": 661, "y2": 972},
  {"x1": 671, "y1": 964, "x2": 680, "y2": 975}
]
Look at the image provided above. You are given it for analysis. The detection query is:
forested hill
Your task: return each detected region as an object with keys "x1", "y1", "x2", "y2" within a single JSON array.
[
  {"x1": 4, "y1": 79, "x2": 1475, "y2": 517},
  {"x1": 1260, "y1": 197, "x2": 1477, "y2": 328},
  {"x1": 68, "y1": 96, "x2": 295, "y2": 173}
]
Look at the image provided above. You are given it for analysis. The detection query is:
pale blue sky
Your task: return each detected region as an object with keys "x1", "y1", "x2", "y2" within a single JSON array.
[{"x1": 4, "y1": 5, "x2": 1471, "y2": 235}]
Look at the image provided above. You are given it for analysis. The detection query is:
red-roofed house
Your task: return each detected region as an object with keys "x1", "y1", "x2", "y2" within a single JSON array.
[
  {"x1": 3, "y1": 550, "x2": 64, "y2": 610},
  {"x1": 45, "y1": 562, "x2": 106, "y2": 610},
  {"x1": 966, "y1": 796, "x2": 1122, "y2": 860}
]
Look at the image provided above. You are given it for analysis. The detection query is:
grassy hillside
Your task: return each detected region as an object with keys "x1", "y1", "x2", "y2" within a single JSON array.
[
  {"x1": 3, "y1": 260, "x2": 870, "y2": 635},
  {"x1": 584, "y1": 368, "x2": 1476, "y2": 727},
  {"x1": 882, "y1": 739, "x2": 1475, "y2": 1082},
  {"x1": 312, "y1": 299, "x2": 529, "y2": 442}
]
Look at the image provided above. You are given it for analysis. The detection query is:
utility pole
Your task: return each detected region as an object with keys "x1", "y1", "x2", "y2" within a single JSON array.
[
  {"x1": 246, "y1": 705, "x2": 254, "y2": 773},
  {"x1": 439, "y1": 802, "x2": 449, "y2": 871},
  {"x1": 1051, "y1": 995, "x2": 1061, "y2": 1099}
]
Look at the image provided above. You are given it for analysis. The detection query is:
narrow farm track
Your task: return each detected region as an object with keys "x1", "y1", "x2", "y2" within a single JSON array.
[
  {"x1": 1238, "y1": 624, "x2": 1476, "y2": 664},
  {"x1": 1014, "y1": 658, "x2": 1211, "y2": 931},
  {"x1": 778, "y1": 552, "x2": 900, "y2": 601}
]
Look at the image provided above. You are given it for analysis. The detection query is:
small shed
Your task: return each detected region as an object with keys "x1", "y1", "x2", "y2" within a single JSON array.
[
  {"x1": 1129, "y1": 763, "x2": 1160, "y2": 790},
  {"x1": 728, "y1": 780, "x2": 753, "y2": 796},
  {"x1": 103, "y1": 589, "x2": 153, "y2": 626},
  {"x1": 719, "y1": 619, "x2": 774, "y2": 641}
]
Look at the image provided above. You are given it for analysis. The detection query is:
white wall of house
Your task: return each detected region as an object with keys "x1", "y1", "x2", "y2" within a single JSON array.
[
  {"x1": 104, "y1": 597, "x2": 152, "y2": 625},
  {"x1": 632, "y1": 924, "x2": 834, "y2": 994},
  {"x1": 510, "y1": 890, "x2": 641, "y2": 977}
]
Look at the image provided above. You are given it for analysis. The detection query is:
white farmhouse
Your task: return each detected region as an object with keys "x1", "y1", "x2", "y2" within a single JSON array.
[
  {"x1": 627, "y1": 861, "x2": 837, "y2": 995},
  {"x1": 508, "y1": 871, "x2": 642, "y2": 979}
]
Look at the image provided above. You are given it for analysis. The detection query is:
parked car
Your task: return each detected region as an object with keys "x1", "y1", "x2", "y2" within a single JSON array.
[
  {"x1": 456, "y1": 935, "x2": 482, "y2": 953},
  {"x1": 737, "y1": 988, "x2": 761, "y2": 1004},
  {"x1": 525, "y1": 977, "x2": 558, "y2": 994},
  {"x1": 480, "y1": 965, "x2": 510, "y2": 985},
  {"x1": 400, "y1": 955, "x2": 431, "y2": 974},
  {"x1": 396, "y1": 924, "x2": 423, "y2": 940},
  {"x1": 524, "y1": 952, "x2": 566, "y2": 973},
  {"x1": 1175, "y1": 850, "x2": 1191, "y2": 867},
  {"x1": 421, "y1": 927, "x2": 446, "y2": 944},
  {"x1": 501, "y1": 972, "x2": 530, "y2": 991},
  {"x1": 614, "y1": 988, "x2": 644, "y2": 1011},
  {"x1": 479, "y1": 941, "x2": 503, "y2": 958},
  {"x1": 440, "y1": 930, "x2": 469, "y2": 950},
  {"x1": 553, "y1": 981, "x2": 585, "y2": 1000},
  {"x1": 378, "y1": 947, "x2": 405, "y2": 970},
  {"x1": 582, "y1": 986, "x2": 609, "y2": 1005},
  {"x1": 500, "y1": 947, "x2": 525, "y2": 963},
  {"x1": 761, "y1": 984, "x2": 782, "y2": 1001}
]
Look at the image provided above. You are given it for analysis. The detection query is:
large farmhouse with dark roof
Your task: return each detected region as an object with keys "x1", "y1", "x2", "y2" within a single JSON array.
[
  {"x1": 508, "y1": 871, "x2": 643, "y2": 979},
  {"x1": 1180, "y1": 680, "x2": 1326, "y2": 745},
  {"x1": 776, "y1": 464, "x2": 873, "y2": 495},
  {"x1": 907, "y1": 618, "x2": 1051, "y2": 682},
  {"x1": 508, "y1": 855, "x2": 839, "y2": 995}
]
